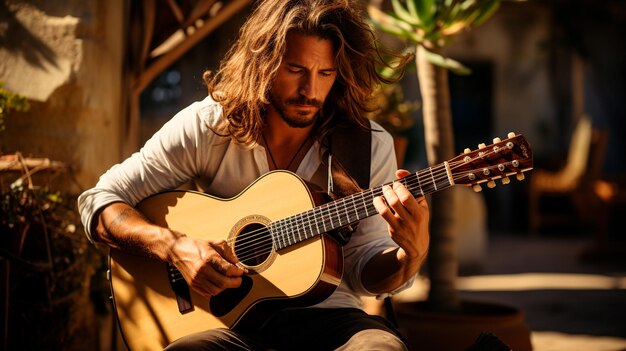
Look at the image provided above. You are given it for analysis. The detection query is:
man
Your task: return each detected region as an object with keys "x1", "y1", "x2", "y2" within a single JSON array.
[{"x1": 78, "y1": 0, "x2": 430, "y2": 349}]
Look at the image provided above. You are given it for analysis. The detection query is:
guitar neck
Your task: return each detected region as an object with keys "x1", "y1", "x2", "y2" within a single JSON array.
[
  {"x1": 270, "y1": 133, "x2": 533, "y2": 250},
  {"x1": 271, "y1": 162, "x2": 452, "y2": 250}
]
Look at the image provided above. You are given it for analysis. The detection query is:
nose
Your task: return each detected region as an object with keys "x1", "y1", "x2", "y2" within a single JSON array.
[{"x1": 298, "y1": 74, "x2": 317, "y2": 100}]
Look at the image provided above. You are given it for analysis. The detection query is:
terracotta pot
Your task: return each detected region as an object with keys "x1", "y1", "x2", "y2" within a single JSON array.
[{"x1": 394, "y1": 300, "x2": 533, "y2": 351}]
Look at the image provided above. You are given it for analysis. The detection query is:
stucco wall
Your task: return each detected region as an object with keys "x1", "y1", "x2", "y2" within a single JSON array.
[
  {"x1": 446, "y1": 2, "x2": 555, "y2": 156},
  {"x1": 0, "y1": 0, "x2": 125, "y2": 191}
]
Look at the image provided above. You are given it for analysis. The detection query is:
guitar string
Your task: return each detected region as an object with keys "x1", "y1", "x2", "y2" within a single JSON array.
[
  {"x1": 226, "y1": 149, "x2": 523, "y2": 262},
  {"x1": 234, "y1": 166, "x2": 520, "y2": 264},
  {"x1": 231, "y1": 164, "x2": 453, "y2": 255},
  {"x1": 232, "y1": 156, "x2": 521, "y2": 261},
  {"x1": 233, "y1": 151, "x2": 508, "y2": 250},
  {"x1": 236, "y1": 182, "x2": 513, "y2": 263},
  {"x1": 230, "y1": 155, "x2": 522, "y2": 261}
]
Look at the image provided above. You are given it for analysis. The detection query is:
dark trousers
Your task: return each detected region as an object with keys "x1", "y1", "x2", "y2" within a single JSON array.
[{"x1": 164, "y1": 308, "x2": 408, "y2": 351}]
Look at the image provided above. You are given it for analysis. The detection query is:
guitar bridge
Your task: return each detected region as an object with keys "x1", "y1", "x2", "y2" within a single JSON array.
[{"x1": 166, "y1": 263, "x2": 194, "y2": 314}]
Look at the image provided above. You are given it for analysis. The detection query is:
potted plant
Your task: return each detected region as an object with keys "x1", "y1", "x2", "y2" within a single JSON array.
[{"x1": 369, "y1": 1, "x2": 532, "y2": 350}]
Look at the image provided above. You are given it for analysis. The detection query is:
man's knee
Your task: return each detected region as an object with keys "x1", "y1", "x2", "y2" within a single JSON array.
[
  {"x1": 164, "y1": 329, "x2": 240, "y2": 351},
  {"x1": 336, "y1": 329, "x2": 408, "y2": 351}
]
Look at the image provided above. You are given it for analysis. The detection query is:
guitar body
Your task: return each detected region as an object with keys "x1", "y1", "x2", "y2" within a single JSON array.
[{"x1": 110, "y1": 171, "x2": 343, "y2": 351}]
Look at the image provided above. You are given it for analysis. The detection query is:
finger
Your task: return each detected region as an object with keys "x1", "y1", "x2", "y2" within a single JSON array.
[
  {"x1": 202, "y1": 268, "x2": 243, "y2": 291},
  {"x1": 384, "y1": 183, "x2": 418, "y2": 218},
  {"x1": 396, "y1": 169, "x2": 411, "y2": 179},
  {"x1": 373, "y1": 193, "x2": 395, "y2": 222},
  {"x1": 207, "y1": 252, "x2": 246, "y2": 279},
  {"x1": 392, "y1": 181, "x2": 420, "y2": 214},
  {"x1": 210, "y1": 240, "x2": 247, "y2": 275},
  {"x1": 191, "y1": 255, "x2": 244, "y2": 295}
]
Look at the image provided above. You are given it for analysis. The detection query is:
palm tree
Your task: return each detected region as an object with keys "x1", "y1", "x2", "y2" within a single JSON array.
[{"x1": 369, "y1": 0, "x2": 501, "y2": 311}]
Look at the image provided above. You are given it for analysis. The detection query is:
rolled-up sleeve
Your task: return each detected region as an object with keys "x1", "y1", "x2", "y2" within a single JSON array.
[{"x1": 77, "y1": 98, "x2": 222, "y2": 243}]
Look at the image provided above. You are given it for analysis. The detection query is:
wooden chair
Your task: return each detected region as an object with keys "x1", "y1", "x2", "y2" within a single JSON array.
[{"x1": 528, "y1": 115, "x2": 608, "y2": 234}]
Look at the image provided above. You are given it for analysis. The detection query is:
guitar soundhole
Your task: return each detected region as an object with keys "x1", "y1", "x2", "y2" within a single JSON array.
[{"x1": 234, "y1": 223, "x2": 274, "y2": 268}]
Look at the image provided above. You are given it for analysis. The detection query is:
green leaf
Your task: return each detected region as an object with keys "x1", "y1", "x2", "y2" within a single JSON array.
[
  {"x1": 423, "y1": 49, "x2": 471, "y2": 75},
  {"x1": 47, "y1": 192, "x2": 62, "y2": 203},
  {"x1": 413, "y1": 0, "x2": 437, "y2": 29},
  {"x1": 407, "y1": 0, "x2": 419, "y2": 18},
  {"x1": 392, "y1": 0, "x2": 422, "y2": 27},
  {"x1": 473, "y1": 0, "x2": 500, "y2": 26},
  {"x1": 368, "y1": 6, "x2": 421, "y2": 42}
]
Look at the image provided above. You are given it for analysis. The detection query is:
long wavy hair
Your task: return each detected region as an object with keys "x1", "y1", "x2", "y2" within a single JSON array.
[{"x1": 205, "y1": 0, "x2": 407, "y2": 147}]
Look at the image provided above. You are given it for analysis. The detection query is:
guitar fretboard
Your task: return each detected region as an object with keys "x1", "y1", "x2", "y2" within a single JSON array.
[{"x1": 270, "y1": 163, "x2": 452, "y2": 250}]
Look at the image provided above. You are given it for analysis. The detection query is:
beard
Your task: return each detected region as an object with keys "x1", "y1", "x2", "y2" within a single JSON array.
[{"x1": 269, "y1": 94, "x2": 323, "y2": 128}]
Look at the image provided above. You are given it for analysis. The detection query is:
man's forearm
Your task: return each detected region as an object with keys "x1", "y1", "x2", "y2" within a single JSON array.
[
  {"x1": 361, "y1": 247, "x2": 426, "y2": 294},
  {"x1": 94, "y1": 202, "x2": 181, "y2": 262}
]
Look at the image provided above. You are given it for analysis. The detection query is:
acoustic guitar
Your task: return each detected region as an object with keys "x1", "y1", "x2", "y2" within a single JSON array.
[{"x1": 109, "y1": 133, "x2": 532, "y2": 350}]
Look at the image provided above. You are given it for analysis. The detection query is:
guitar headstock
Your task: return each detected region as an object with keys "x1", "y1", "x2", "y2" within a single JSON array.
[{"x1": 449, "y1": 132, "x2": 533, "y2": 192}]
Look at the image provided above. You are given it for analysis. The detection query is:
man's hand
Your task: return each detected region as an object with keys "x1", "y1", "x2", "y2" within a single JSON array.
[
  {"x1": 97, "y1": 202, "x2": 247, "y2": 299},
  {"x1": 373, "y1": 169, "x2": 430, "y2": 261},
  {"x1": 168, "y1": 235, "x2": 247, "y2": 298}
]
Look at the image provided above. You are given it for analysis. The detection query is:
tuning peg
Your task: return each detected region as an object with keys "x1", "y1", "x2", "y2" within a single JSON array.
[
  {"x1": 507, "y1": 132, "x2": 516, "y2": 138},
  {"x1": 487, "y1": 180, "x2": 496, "y2": 188},
  {"x1": 472, "y1": 184, "x2": 482, "y2": 192},
  {"x1": 493, "y1": 137, "x2": 502, "y2": 143},
  {"x1": 516, "y1": 173, "x2": 525, "y2": 181},
  {"x1": 478, "y1": 143, "x2": 486, "y2": 149},
  {"x1": 464, "y1": 148, "x2": 471, "y2": 154},
  {"x1": 501, "y1": 176, "x2": 511, "y2": 185}
]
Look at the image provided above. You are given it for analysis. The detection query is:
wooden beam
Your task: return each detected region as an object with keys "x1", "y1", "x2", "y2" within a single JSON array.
[
  {"x1": 166, "y1": 0, "x2": 185, "y2": 23},
  {"x1": 139, "y1": 0, "x2": 156, "y2": 73},
  {"x1": 132, "y1": 0, "x2": 252, "y2": 95},
  {"x1": 0, "y1": 155, "x2": 66, "y2": 173},
  {"x1": 185, "y1": 0, "x2": 219, "y2": 28}
]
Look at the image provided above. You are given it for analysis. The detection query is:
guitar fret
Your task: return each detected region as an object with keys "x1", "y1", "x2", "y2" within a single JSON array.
[
  {"x1": 285, "y1": 220, "x2": 291, "y2": 246},
  {"x1": 347, "y1": 198, "x2": 355, "y2": 223},
  {"x1": 321, "y1": 207, "x2": 328, "y2": 232},
  {"x1": 291, "y1": 216, "x2": 297, "y2": 243},
  {"x1": 341, "y1": 199, "x2": 349, "y2": 224},
  {"x1": 280, "y1": 226, "x2": 287, "y2": 247},
  {"x1": 297, "y1": 213, "x2": 304, "y2": 242},
  {"x1": 429, "y1": 167, "x2": 438, "y2": 191},
  {"x1": 306, "y1": 212, "x2": 314, "y2": 238},
  {"x1": 334, "y1": 202, "x2": 342, "y2": 227},
  {"x1": 348, "y1": 195, "x2": 359, "y2": 223},
  {"x1": 362, "y1": 191, "x2": 369, "y2": 217},
  {"x1": 297, "y1": 214, "x2": 303, "y2": 242},
  {"x1": 415, "y1": 171, "x2": 424, "y2": 197},
  {"x1": 314, "y1": 207, "x2": 321, "y2": 235}
]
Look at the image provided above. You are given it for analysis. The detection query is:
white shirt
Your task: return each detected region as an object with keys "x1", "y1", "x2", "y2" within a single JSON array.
[{"x1": 77, "y1": 95, "x2": 415, "y2": 309}]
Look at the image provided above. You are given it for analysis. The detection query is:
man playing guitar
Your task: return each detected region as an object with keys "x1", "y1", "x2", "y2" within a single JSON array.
[{"x1": 78, "y1": 0, "x2": 430, "y2": 349}]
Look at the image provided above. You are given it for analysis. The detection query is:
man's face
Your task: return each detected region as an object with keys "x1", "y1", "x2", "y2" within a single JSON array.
[{"x1": 268, "y1": 32, "x2": 337, "y2": 128}]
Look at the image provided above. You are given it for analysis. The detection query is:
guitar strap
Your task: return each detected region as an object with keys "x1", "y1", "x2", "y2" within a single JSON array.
[
  {"x1": 317, "y1": 120, "x2": 372, "y2": 245},
  {"x1": 329, "y1": 120, "x2": 372, "y2": 193},
  {"x1": 325, "y1": 121, "x2": 401, "y2": 329},
  {"x1": 260, "y1": 120, "x2": 392, "y2": 326}
]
